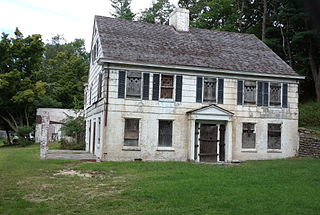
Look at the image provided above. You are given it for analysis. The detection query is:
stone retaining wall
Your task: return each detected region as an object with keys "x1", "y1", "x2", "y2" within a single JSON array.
[{"x1": 299, "y1": 128, "x2": 320, "y2": 158}]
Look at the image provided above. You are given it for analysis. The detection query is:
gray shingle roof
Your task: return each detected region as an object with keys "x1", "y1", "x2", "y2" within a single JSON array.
[{"x1": 95, "y1": 15, "x2": 299, "y2": 77}]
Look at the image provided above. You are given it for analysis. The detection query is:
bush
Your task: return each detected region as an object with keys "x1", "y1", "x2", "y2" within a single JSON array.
[
  {"x1": 15, "y1": 126, "x2": 33, "y2": 147},
  {"x1": 61, "y1": 115, "x2": 85, "y2": 145},
  {"x1": 299, "y1": 102, "x2": 320, "y2": 128},
  {"x1": 59, "y1": 138, "x2": 85, "y2": 150}
]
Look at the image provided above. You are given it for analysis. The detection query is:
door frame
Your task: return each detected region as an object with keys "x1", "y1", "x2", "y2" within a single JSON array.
[{"x1": 194, "y1": 120, "x2": 226, "y2": 162}]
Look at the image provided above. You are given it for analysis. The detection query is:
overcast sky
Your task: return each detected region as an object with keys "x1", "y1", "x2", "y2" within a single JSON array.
[{"x1": 0, "y1": 0, "x2": 178, "y2": 50}]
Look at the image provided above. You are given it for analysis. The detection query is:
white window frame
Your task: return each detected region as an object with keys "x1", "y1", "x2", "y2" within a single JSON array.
[
  {"x1": 159, "y1": 74, "x2": 175, "y2": 101},
  {"x1": 202, "y1": 77, "x2": 218, "y2": 103}
]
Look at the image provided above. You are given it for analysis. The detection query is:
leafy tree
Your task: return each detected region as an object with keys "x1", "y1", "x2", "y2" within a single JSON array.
[
  {"x1": 61, "y1": 115, "x2": 85, "y2": 145},
  {"x1": 111, "y1": 0, "x2": 135, "y2": 20},
  {"x1": 36, "y1": 36, "x2": 89, "y2": 109},
  {"x1": 139, "y1": 0, "x2": 175, "y2": 24},
  {"x1": 0, "y1": 29, "x2": 45, "y2": 132}
]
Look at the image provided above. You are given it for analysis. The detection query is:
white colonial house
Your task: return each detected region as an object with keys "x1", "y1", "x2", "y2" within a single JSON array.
[{"x1": 84, "y1": 8, "x2": 304, "y2": 162}]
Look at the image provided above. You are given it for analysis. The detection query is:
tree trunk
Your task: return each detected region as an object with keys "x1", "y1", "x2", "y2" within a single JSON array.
[
  {"x1": 262, "y1": 0, "x2": 267, "y2": 41},
  {"x1": 5, "y1": 129, "x2": 11, "y2": 144},
  {"x1": 309, "y1": 43, "x2": 320, "y2": 102}
]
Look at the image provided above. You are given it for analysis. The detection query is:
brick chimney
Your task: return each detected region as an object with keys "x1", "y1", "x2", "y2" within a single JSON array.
[{"x1": 169, "y1": 8, "x2": 190, "y2": 32}]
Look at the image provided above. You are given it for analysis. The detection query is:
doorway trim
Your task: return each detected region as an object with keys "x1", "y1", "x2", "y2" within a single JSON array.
[{"x1": 187, "y1": 105, "x2": 233, "y2": 162}]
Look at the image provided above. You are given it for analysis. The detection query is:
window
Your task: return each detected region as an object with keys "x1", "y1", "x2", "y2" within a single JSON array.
[
  {"x1": 203, "y1": 78, "x2": 217, "y2": 102},
  {"x1": 124, "y1": 119, "x2": 139, "y2": 146},
  {"x1": 158, "y1": 120, "x2": 173, "y2": 147},
  {"x1": 242, "y1": 123, "x2": 256, "y2": 149},
  {"x1": 244, "y1": 81, "x2": 256, "y2": 104},
  {"x1": 160, "y1": 75, "x2": 174, "y2": 99},
  {"x1": 270, "y1": 83, "x2": 281, "y2": 106},
  {"x1": 126, "y1": 72, "x2": 142, "y2": 98},
  {"x1": 268, "y1": 124, "x2": 281, "y2": 149}
]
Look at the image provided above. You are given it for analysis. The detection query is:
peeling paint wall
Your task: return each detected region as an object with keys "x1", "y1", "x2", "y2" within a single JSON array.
[{"x1": 85, "y1": 67, "x2": 300, "y2": 162}]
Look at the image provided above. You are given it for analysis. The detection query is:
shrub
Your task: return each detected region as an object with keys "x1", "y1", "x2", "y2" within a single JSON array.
[
  {"x1": 15, "y1": 126, "x2": 33, "y2": 147},
  {"x1": 61, "y1": 115, "x2": 85, "y2": 145},
  {"x1": 299, "y1": 102, "x2": 320, "y2": 128},
  {"x1": 59, "y1": 138, "x2": 85, "y2": 150}
]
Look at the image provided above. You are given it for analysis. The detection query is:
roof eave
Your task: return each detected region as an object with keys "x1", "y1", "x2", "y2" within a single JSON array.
[{"x1": 97, "y1": 58, "x2": 305, "y2": 80}]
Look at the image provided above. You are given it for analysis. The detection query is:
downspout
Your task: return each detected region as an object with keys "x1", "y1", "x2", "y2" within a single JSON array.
[{"x1": 104, "y1": 63, "x2": 110, "y2": 127}]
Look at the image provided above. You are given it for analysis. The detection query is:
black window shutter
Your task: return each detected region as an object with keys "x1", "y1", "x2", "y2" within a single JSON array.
[
  {"x1": 175, "y1": 75, "x2": 183, "y2": 102},
  {"x1": 282, "y1": 83, "x2": 288, "y2": 108},
  {"x1": 118, "y1": 70, "x2": 126, "y2": 98},
  {"x1": 237, "y1": 80, "x2": 243, "y2": 105},
  {"x1": 196, "y1": 77, "x2": 203, "y2": 103},
  {"x1": 257, "y1": 82, "x2": 263, "y2": 106},
  {"x1": 263, "y1": 82, "x2": 269, "y2": 106},
  {"x1": 143, "y1": 73, "x2": 150, "y2": 100},
  {"x1": 152, "y1": 74, "x2": 160, "y2": 101},
  {"x1": 98, "y1": 73, "x2": 102, "y2": 99},
  {"x1": 218, "y1": 78, "x2": 224, "y2": 104}
]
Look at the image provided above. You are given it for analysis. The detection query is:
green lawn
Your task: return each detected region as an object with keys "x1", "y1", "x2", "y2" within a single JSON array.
[{"x1": 0, "y1": 145, "x2": 319, "y2": 215}]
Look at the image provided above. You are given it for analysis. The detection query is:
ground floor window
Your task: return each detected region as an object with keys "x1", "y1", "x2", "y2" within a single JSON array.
[
  {"x1": 158, "y1": 120, "x2": 173, "y2": 147},
  {"x1": 242, "y1": 123, "x2": 256, "y2": 149},
  {"x1": 124, "y1": 119, "x2": 139, "y2": 146},
  {"x1": 268, "y1": 124, "x2": 281, "y2": 149}
]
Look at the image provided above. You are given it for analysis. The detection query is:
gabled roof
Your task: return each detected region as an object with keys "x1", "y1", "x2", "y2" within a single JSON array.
[{"x1": 95, "y1": 15, "x2": 299, "y2": 77}]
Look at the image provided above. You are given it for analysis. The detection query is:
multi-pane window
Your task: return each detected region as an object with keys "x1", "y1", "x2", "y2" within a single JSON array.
[
  {"x1": 268, "y1": 124, "x2": 281, "y2": 149},
  {"x1": 242, "y1": 123, "x2": 256, "y2": 148},
  {"x1": 124, "y1": 119, "x2": 139, "y2": 146},
  {"x1": 126, "y1": 72, "x2": 142, "y2": 98},
  {"x1": 270, "y1": 83, "x2": 281, "y2": 106},
  {"x1": 158, "y1": 120, "x2": 173, "y2": 147},
  {"x1": 160, "y1": 75, "x2": 174, "y2": 99},
  {"x1": 204, "y1": 78, "x2": 217, "y2": 102},
  {"x1": 244, "y1": 81, "x2": 256, "y2": 104}
]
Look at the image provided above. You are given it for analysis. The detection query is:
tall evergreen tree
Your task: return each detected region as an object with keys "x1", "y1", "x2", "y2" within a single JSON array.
[
  {"x1": 139, "y1": 0, "x2": 175, "y2": 24},
  {"x1": 110, "y1": 0, "x2": 135, "y2": 20}
]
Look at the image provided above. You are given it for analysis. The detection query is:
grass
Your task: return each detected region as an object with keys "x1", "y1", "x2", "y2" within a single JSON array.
[
  {"x1": 0, "y1": 138, "x2": 4, "y2": 146},
  {"x1": 1, "y1": 145, "x2": 320, "y2": 215},
  {"x1": 299, "y1": 101, "x2": 320, "y2": 128}
]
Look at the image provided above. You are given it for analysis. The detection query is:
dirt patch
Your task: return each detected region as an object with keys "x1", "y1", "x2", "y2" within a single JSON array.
[{"x1": 54, "y1": 170, "x2": 102, "y2": 178}]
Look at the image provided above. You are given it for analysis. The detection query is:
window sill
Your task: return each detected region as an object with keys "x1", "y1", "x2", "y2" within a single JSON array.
[
  {"x1": 159, "y1": 99, "x2": 175, "y2": 103},
  {"x1": 241, "y1": 149, "x2": 257, "y2": 153},
  {"x1": 122, "y1": 146, "x2": 141, "y2": 151},
  {"x1": 267, "y1": 149, "x2": 282, "y2": 153},
  {"x1": 156, "y1": 147, "x2": 175, "y2": 152}
]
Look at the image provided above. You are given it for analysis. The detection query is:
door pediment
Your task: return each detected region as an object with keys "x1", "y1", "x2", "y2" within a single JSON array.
[{"x1": 187, "y1": 105, "x2": 233, "y2": 121}]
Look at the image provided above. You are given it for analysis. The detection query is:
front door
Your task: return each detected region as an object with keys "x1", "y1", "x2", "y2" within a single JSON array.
[{"x1": 199, "y1": 124, "x2": 218, "y2": 162}]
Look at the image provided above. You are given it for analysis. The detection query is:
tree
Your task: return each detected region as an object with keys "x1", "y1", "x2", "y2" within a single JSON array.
[
  {"x1": 111, "y1": 0, "x2": 135, "y2": 20},
  {"x1": 0, "y1": 29, "x2": 45, "y2": 132},
  {"x1": 61, "y1": 115, "x2": 85, "y2": 145},
  {"x1": 139, "y1": 0, "x2": 175, "y2": 24},
  {"x1": 36, "y1": 36, "x2": 89, "y2": 109}
]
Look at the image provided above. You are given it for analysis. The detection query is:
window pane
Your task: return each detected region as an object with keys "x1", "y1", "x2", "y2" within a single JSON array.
[
  {"x1": 244, "y1": 81, "x2": 256, "y2": 104},
  {"x1": 270, "y1": 83, "x2": 281, "y2": 106},
  {"x1": 124, "y1": 119, "x2": 139, "y2": 146},
  {"x1": 126, "y1": 72, "x2": 141, "y2": 98},
  {"x1": 268, "y1": 124, "x2": 281, "y2": 149},
  {"x1": 242, "y1": 123, "x2": 256, "y2": 148},
  {"x1": 158, "y1": 120, "x2": 173, "y2": 147},
  {"x1": 204, "y1": 78, "x2": 216, "y2": 102},
  {"x1": 161, "y1": 75, "x2": 173, "y2": 99}
]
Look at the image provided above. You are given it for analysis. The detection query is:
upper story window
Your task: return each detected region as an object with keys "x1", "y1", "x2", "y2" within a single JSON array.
[
  {"x1": 238, "y1": 80, "x2": 288, "y2": 108},
  {"x1": 97, "y1": 73, "x2": 103, "y2": 99},
  {"x1": 270, "y1": 83, "x2": 281, "y2": 106},
  {"x1": 196, "y1": 77, "x2": 224, "y2": 104},
  {"x1": 91, "y1": 41, "x2": 99, "y2": 63},
  {"x1": 203, "y1": 78, "x2": 217, "y2": 102},
  {"x1": 160, "y1": 75, "x2": 174, "y2": 99},
  {"x1": 126, "y1": 72, "x2": 142, "y2": 98},
  {"x1": 244, "y1": 81, "x2": 256, "y2": 105}
]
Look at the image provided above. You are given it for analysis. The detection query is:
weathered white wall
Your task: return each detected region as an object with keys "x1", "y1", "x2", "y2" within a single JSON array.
[{"x1": 86, "y1": 65, "x2": 300, "y2": 162}]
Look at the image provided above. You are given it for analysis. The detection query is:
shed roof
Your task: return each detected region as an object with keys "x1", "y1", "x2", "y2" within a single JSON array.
[{"x1": 95, "y1": 15, "x2": 299, "y2": 77}]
